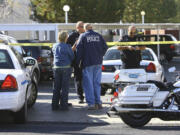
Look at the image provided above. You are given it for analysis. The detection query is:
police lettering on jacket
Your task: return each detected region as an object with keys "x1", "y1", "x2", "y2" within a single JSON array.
[{"x1": 86, "y1": 35, "x2": 100, "y2": 43}]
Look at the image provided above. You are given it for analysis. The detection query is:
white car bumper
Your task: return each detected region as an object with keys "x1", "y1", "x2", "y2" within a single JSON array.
[
  {"x1": 0, "y1": 91, "x2": 25, "y2": 112},
  {"x1": 101, "y1": 72, "x2": 114, "y2": 84},
  {"x1": 101, "y1": 72, "x2": 162, "y2": 85}
]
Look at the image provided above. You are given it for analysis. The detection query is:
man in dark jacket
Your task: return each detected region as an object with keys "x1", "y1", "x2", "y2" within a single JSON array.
[
  {"x1": 118, "y1": 25, "x2": 145, "y2": 68},
  {"x1": 76, "y1": 23, "x2": 108, "y2": 110},
  {"x1": 66, "y1": 21, "x2": 85, "y2": 103}
]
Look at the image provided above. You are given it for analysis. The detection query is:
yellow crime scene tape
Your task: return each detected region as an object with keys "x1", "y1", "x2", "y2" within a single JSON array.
[
  {"x1": 107, "y1": 41, "x2": 180, "y2": 46},
  {"x1": 7, "y1": 41, "x2": 180, "y2": 48},
  {"x1": 8, "y1": 43, "x2": 54, "y2": 48}
]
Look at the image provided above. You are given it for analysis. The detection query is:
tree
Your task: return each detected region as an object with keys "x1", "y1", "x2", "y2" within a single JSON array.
[
  {"x1": 30, "y1": 0, "x2": 125, "y2": 23},
  {"x1": 122, "y1": 0, "x2": 177, "y2": 23},
  {"x1": 170, "y1": 0, "x2": 180, "y2": 22}
]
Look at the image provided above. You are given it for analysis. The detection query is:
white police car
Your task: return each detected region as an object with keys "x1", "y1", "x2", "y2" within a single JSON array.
[
  {"x1": 101, "y1": 46, "x2": 165, "y2": 95},
  {"x1": 0, "y1": 44, "x2": 37, "y2": 123},
  {"x1": 0, "y1": 34, "x2": 40, "y2": 84}
]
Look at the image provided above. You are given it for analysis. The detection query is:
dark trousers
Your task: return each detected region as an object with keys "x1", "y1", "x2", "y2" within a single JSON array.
[
  {"x1": 74, "y1": 65, "x2": 84, "y2": 100},
  {"x1": 52, "y1": 68, "x2": 72, "y2": 108},
  {"x1": 76, "y1": 78, "x2": 84, "y2": 100}
]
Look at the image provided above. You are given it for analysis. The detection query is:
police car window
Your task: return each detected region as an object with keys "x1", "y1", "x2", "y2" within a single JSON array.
[
  {"x1": 103, "y1": 49, "x2": 121, "y2": 60},
  {"x1": 0, "y1": 50, "x2": 14, "y2": 69},
  {"x1": 141, "y1": 50, "x2": 154, "y2": 61},
  {"x1": 11, "y1": 47, "x2": 25, "y2": 69}
]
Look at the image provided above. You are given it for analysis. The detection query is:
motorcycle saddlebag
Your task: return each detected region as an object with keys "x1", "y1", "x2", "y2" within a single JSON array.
[{"x1": 118, "y1": 83, "x2": 158, "y2": 105}]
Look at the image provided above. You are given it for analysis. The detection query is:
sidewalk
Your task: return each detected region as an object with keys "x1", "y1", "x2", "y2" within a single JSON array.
[{"x1": 27, "y1": 81, "x2": 180, "y2": 125}]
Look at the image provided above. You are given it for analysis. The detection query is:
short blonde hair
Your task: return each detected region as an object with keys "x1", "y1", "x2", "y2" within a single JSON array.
[
  {"x1": 58, "y1": 31, "x2": 68, "y2": 43},
  {"x1": 84, "y1": 23, "x2": 92, "y2": 31}
]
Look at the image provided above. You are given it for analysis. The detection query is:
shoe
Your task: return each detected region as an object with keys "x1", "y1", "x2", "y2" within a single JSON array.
[
  {"x1": 78, "y1": 99, "x2": 84, "y2": 104},
  {"x1": 87, "y1": 105, "x2": 96, "y2": 110},
  {"x1": 95, "y1": 104, "x2": 103, "y2": 110}
]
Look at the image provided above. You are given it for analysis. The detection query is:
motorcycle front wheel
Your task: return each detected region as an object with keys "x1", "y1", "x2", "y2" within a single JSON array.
[{"x1": 120, "y1": 112, "x2": 151, "y2": 128}]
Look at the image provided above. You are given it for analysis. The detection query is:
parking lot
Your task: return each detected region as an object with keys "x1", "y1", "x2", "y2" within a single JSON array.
[
  {"x1": 1, "y1": 55, "x2": 180, "y2": 125},
  {"x1": 4, "y1": 56, "x2": 180, "y2": 124}
]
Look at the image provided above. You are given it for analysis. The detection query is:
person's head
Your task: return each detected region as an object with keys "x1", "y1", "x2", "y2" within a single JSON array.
[
  {"x1": 84, "y1": 23, "x2": 92, "y2": 31},
  {"x1": 58, "y1": 31, "x2": 68, "y2": 43},
  {"x1": 76, "y1": 21, "x2": 85, "y2": 34},
  {"x1": 128, "y1": 25, "x2": 136, "y2": 37}
]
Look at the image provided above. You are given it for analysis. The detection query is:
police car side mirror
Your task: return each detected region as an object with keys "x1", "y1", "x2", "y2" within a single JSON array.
[{"x1": 25, "y1": 58, "x2": 35, "y2": 66}]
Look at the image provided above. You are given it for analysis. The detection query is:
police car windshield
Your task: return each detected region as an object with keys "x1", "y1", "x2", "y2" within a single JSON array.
[{"x1": 103, "y1": 49, "x2": 154, "y2": 61}]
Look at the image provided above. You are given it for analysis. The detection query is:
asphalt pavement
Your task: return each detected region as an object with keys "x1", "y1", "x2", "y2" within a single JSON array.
[
  {"x1": 27, "y1": 77, "x2": 180, "y2": 125},
  {"x1": 28, "y1": 80, "x2": 117, "y2": 124},
  {"x1": 18, "y1": 57, "x2": 180, "y2": 125}
]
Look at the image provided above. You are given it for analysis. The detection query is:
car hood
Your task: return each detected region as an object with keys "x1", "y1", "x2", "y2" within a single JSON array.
[{"x1": 103, "y1": 60, "x2": 155, "y2": 66}]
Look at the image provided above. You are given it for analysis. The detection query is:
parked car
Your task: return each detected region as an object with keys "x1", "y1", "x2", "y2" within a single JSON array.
[
  {"x1": 0, "y1": 44, "x2": 38, "y2": 123},
  {"x1": 18, "y1": 40, "x2": 53, "y2": 81},
  {"x1": 140, "y1": 34, "x2": 178, "y2": 62},
  {"x1": 101, "y1": 46, "x2": 165, "y2": 95},
  {"x1": 0, "y1": 35, "x2": 40, "y2": 84}
]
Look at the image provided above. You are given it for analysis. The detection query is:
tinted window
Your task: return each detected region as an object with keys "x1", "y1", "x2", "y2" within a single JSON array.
[
  {"x1": 22, "y1": 46, "x2": 41, "y2": 59},
  {"x1": 11, "y1": 47, "x2": 25, "y2": 69},
  {"x1": 103, "y1": 49, "x2": 154, "y2": 61},
  {"x1": 0, "y1": 50, "x2": 14, "y2": 69},
  {"x1": 164, "y1": 35, "x2": 176, "y2": 41},
  {"x1": 141, "y1": 50, "x2": 154, "y2": 61}
]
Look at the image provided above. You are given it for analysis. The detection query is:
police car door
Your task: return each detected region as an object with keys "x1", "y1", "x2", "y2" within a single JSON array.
[{"x1": 11, "y1": 47, "x2": 31, "y2": 91}]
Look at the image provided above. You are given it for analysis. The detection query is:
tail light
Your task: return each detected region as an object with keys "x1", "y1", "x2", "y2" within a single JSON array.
[
  {"x1": 146, "y1": 62, "x2": 156, "y2": 73},
  {"x1": 102, "y1": 65, "x2": 105, "y2": 71},
  {"x1": 113, "y1": 91, "x2": 118, "y2": 97},
  {"x1": 114, "y1": 74, "x2": 119, "y2": 81},
  {"x1": 1, "y1": 75, "x2": 18, "y2": 90},
  {"x1": 170, "y1": 45, "x2": 175, "y2": 50},
  {"x1": 111, "y1": 88, "x2": 121, "y2": 102}
]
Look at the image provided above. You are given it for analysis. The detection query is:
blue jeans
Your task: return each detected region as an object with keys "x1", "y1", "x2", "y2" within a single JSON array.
[
  {"x1": 52, "y1": 68, "x2": 72, "y2": 108},
  {"x1": 82, "y1": 65, "x2": 102, "y2": 106}
]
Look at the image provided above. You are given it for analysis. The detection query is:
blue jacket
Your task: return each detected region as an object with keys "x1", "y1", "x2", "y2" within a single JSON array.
[
  {"x1": 76, "y1": 30, "x2": 108, "y2": 68},
  {"x1": 52, "y1": 43, "x2": 74, "y2": 67}
]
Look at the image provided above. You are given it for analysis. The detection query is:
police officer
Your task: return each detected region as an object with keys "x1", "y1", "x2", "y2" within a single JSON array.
[
  {"x1": 118, "y1": 25, "x2": 145, "y2": 68},
  {"x1": 66, "y1": 21, "x2": 85, "y2": 104},
  {"x1": 76, "y1": 23, "x2": 108, "y2": 110}
]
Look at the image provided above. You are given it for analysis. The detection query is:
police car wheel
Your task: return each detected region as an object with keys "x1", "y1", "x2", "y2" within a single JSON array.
[{"x1": 27, "y1": 81, "x2": 38, "y2": 108}]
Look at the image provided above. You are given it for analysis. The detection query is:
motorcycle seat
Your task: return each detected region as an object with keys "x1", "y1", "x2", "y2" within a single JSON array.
[{"x1": 147, "y1": 80, "x2": 173, "y2": 91}]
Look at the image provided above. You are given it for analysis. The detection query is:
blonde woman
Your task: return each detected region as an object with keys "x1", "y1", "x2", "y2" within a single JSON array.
[{"x1": 52, "y1": 31, "x2": 75, "y2": 111}]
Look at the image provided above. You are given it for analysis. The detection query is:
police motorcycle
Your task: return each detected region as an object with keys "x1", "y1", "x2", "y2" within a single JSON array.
[{"x1": 107, "y1": 67, "x2": 180, "y2": 127}]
